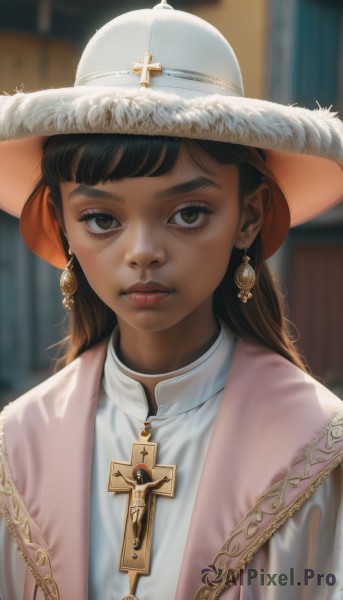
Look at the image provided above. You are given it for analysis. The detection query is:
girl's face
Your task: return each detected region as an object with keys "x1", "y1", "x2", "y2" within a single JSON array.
[{"x1": 60, "y1": 148, "x2": 252, "y2": 336}]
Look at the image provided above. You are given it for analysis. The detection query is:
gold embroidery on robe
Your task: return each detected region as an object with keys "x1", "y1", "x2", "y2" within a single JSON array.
[
  {"x1": 0, "y1": 407, "x2": 59, "y2": 600},
  {"x1": 195, "y1": 414, "x2": 343, "y2": 599}
]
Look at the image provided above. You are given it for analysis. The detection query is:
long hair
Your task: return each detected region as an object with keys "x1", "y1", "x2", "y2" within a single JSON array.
[{"x1": 36, "y1": 133, "x2": 307, "y2": 372}]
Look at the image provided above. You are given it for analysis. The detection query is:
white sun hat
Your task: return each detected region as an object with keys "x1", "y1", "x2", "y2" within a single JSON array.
[{"x1": 0, "y1": 0, "x2": 342, "y2": 268}]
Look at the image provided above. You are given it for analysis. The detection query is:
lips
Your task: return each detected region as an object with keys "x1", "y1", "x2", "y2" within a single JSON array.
[
  {"x1": 122, "y1": 281, "x2": 173, "y2": 294},
  {"x1": 121, "y1": 281, "x2": 175, "y2": 306}
]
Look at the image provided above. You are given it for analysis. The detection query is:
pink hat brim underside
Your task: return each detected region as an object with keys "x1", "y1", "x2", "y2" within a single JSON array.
[{"x1": 0, "y1": 137, "x2": 342, "y2": 267}]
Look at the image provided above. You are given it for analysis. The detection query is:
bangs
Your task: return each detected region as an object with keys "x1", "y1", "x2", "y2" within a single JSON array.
[
  {"x1": 41, "y1": 134, "x2": 266, "y2": 212},
  {"x1": 42, "y1": 134, "x2": 182, "y2": 186}
]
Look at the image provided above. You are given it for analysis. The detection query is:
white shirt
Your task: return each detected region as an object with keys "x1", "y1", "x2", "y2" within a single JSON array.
[{"x1": 88, "y1": 324, "x2": 234, "y2": 599}]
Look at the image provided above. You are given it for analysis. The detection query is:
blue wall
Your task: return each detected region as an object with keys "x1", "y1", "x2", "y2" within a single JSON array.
[
  {"x1": 294, "y1": 0, "x2": 342, "y2": 109},
  {"x1": 269, "y1": 0, "x2": 343, "y2": 110}
]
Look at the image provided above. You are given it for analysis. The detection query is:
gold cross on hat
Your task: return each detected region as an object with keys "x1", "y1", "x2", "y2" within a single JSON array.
[{"x1": 133, "y1": 52, "x2": 162, "y2": 87}]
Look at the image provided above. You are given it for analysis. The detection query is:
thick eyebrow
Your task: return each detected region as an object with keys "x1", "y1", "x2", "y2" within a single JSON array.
[
  {"x1": 156, "y1": 176, "x2": 220, "y2": 199},
  {"x1": 68, "y1": 176, "x2": 219, "y2": 202},
  {"x1": 68, "y1": 184, "x2": 123, "y2": 201}
]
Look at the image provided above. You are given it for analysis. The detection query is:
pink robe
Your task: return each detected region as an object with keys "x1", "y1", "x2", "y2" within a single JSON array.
[{"x1": 1, "y1": 338, "x2": 343, "y2": 599}]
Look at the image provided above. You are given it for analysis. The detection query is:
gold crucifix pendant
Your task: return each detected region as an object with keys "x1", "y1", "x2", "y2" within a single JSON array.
[{"x1": 108, "y1": 421, "x2": 177, "y2": 600}]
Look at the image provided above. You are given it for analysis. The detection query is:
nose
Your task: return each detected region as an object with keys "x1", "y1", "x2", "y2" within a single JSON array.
[{"x1": 124, "y1": 224, "x2": 166, "y2": 269}]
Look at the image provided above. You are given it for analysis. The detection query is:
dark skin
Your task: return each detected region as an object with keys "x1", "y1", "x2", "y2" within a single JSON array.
[{"x1": 60, "y1": 148, "x2": 269, "y2": 414}]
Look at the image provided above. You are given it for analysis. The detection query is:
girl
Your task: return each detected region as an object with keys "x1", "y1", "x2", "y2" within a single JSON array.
[{"x1": 1, "y1": 2, "x2": 343, "y2": 599}]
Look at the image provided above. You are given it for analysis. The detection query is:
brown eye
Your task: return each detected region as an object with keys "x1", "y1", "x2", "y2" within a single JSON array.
[
  {"x1": 169, "y1": 205, "x2": 212, "y2": 229},
  {"x1": 94, "y1": 215, "x2": 114, "y2": 230},
  {"x1": 78, "y1": 212, "x2": 120, "y2": 234},
  {"x1": 179, "y1": 208, "x2": 200, "y2": 224}
]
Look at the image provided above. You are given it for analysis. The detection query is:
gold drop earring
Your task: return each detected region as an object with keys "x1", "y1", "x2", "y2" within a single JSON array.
[
  {"x1": 234, "y1": 243, "x2": 256, "y2": 304},
  {"x1": 60, "y1": 249, "x2": 78, "y2": 310}
]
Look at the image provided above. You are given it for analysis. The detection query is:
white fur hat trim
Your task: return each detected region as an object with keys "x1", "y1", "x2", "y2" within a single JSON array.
[{"x1": 0, "y1": 87, "x2": 342, "y2": 167}]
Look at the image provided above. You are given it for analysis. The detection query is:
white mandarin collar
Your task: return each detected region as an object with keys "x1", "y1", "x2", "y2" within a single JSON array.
[{"x1": 102, "y1": 323, "x2": 235, "y2": 420}]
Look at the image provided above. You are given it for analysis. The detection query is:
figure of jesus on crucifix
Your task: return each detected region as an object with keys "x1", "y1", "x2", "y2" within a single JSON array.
[
  {"x1": 115, "y1": 463, "x2": 170, "y2": 549},
  {"x1": 108, "y1": 438, "x2": 176, "y2": 588}
]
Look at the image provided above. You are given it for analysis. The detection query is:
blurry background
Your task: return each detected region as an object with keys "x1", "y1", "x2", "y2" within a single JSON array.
[{"x1": 0, "y1": 0, "x2": 342, "y2": 405}]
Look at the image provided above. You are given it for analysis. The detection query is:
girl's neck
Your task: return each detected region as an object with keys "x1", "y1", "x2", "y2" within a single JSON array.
[
  {"x1": 116, "y1": 314, "x2": 219, "y2": 375},
  {"x1": 115, "y1": 313, "x2": 220, "y2": 415}
]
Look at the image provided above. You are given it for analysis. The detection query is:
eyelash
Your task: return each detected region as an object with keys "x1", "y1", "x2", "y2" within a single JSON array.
[
  {"x1": 77, "y1": 210, "x2": 120, "y2": 237},
  {"x1": 169, "y1": 205, "x2": 214, "y2": 232},
  {"x1": 77, "y1": 204, "x2": 214, "y2": 237}
]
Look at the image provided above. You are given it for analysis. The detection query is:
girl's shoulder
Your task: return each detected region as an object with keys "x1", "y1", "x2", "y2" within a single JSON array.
[{"x1": 230, "y1": 338, "x2": 343, "y2": 416}]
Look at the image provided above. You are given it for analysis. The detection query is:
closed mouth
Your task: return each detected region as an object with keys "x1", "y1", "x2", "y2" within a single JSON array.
[{"x1": 122, "y1": 281, "x2": 173, "y2": 294}]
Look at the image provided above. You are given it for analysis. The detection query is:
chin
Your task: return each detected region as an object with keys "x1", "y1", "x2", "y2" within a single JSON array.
[{"x1": 117, "y1": 311, "x2": 187, "y2": 334}]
